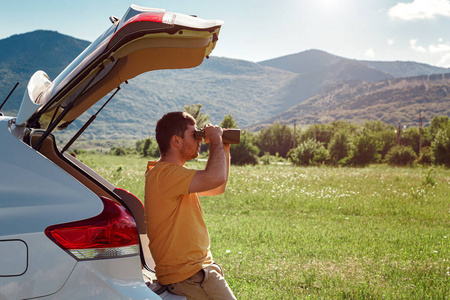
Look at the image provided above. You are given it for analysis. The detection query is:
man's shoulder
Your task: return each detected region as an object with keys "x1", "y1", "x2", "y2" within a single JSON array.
[
  {"x1": 147, "y1": 161, "x2": 195, "y2": 176},
  {"x1": 145, "y1": 161, "x2": 197, "y2": 196}
]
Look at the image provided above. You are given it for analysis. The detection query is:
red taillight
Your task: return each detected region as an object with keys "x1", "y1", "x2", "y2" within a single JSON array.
[
  {"x1": 45, "y1": 197, "x2": 139, "y2": 260},
  {"x1": 108, "y1": 11, "x2": 175, "y2": 48},
  {"x1": 127, "y1": 12, "x2": 165, "y2": 24}
]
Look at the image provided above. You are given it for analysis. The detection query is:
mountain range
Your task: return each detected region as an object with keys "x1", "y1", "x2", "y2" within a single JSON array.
[{"x1": 1, "y1": 30, "x2": 449, "y2": 139}]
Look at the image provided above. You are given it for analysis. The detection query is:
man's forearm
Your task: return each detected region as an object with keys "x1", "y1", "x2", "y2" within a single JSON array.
[
  {"x1": 200, "y1": 144, "x2": 230, "y2": 196},
  {"x1": 205, "y1": 138, "x2": 227, "y2": 181},
  {"x1": 189, "y1": 126, "x2": 229, "y2": 194}
]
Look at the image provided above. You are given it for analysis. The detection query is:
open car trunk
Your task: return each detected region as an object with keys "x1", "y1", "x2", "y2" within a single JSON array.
[{"x1": 17, "y1": 4, "x2": 222, "y2": 133}]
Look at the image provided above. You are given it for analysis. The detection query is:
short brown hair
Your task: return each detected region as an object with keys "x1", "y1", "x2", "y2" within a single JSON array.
[{"x1": 155, "y1": 111, "x2": 196, "y2": 155}]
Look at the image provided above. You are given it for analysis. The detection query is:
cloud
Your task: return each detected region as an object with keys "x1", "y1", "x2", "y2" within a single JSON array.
[
  {"x1": 387, "y1": 38, "x2": 395, "y2": 45},
  {"x1": 364, "y1": 48, "x2": 375, "y2": 58},
  {"x1": 429, "y1": 42, "x2": 450, "y2": 53},
  {"x1": 410, "y1": 39, "x2": 427, "y2": 52},
  {"x1": 436, "y1": 52, "x2": 450, "y2": 67},
  {"x1": 388, "y1": 0, "x2": 450, "y2": 20},
  {"x1": 408, "y1": 37, "x2": 450, "y2": 66}
]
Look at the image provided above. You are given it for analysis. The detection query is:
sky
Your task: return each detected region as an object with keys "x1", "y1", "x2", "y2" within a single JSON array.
[{"x1": 2, "y1": 0, "x2": 450, "y2": 67}]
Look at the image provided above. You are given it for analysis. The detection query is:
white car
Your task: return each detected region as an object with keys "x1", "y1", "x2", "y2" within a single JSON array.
[{"x1": 0, "y1": 4, "x2": 222, "y2": 299}]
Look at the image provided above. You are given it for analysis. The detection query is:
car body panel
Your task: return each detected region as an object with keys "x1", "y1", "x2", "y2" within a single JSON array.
[
  {"x1": 0, "y1": 240, "x2": 28, "y2": 276},
  {"x1": 0, "y1": 233, "x2": 77, "y2": 299},
  {"x1": 43, "y1": 256, "x2": 160, "y2": 300},
  {"x1": 0, "y1": 118, "x2": 103, "y2": 236},
  {"x1": 0, "y1": 117, "x2": 102, "y2": 298}
]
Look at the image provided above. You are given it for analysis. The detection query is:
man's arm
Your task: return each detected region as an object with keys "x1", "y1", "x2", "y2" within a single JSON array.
[
  {"x1": 198, "y1": 144, "x2": 230, "y2": 196},
  {"x1": 189, "y1": 125, "x2": 228, "y2": 194}
]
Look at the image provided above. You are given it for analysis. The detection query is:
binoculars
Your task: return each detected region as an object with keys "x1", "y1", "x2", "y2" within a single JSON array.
[{"x1": 194, "y1": 128, "x2": 241, "y2": 144}]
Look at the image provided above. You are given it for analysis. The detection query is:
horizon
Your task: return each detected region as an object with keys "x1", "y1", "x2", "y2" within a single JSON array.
[{"x1": 3, "y1": 29, "x2": 449, "y2": 69}]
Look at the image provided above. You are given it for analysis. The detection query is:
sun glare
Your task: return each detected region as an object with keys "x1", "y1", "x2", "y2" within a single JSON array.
[
  {"x1": 321, "y1": 0, "x2": 339, "y2": 7},
  {"x1": 314, "y1": 0, "x2": 347, "y2": 13}
]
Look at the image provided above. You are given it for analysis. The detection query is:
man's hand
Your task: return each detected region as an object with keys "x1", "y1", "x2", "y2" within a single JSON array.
[{"x1": 203, "y1": 124, "x2": 223, "y2": 144}]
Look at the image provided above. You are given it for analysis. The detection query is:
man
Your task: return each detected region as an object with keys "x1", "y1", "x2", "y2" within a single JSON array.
[{"x1": 145, "y1": 111, "x2": 236, "y2": 300}]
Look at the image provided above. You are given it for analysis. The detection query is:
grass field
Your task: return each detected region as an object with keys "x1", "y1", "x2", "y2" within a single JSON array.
[{"x1": 78, "y1": 152, "x2": 449, "y2": 299}]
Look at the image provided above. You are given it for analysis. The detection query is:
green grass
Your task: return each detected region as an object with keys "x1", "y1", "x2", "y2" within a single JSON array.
[{"x1": 77, "y1": 152, "x2": 450, "y2": 299}]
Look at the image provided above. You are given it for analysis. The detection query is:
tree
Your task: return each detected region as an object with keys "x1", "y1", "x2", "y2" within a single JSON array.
[
  {"x1": 363, "y1": 120, "x2": 393, "y2": 133},
  {"x1": 377, "y1": 130, "x2": 396, "y2": 159},
  {"x1": 363, "y1": 120, "x2": 396, "y2": 159},
  {"x1": 431, "y1": 125, "x2": 450, "y2": 167},
  {"x1": 143, "y1": 138, "x2": 152, "y2": 157},
  {"x1": 135, "y1": 139, "x2": 145, "y2": 153},
  {"x1": 183, "y1": 103, "x2": 210, "y2": 128},
  {"x1": 328, "y1": 130, "x2": 351, "y2": 165},
  {"x1": 400, "y1": 127, "x2": 421, "y2": 154},
  {"x1": 300, "y1": 124, "x2": 332, "y2": 147},
  {"x1": 328, "y1": 120, "x2": 359, "y2": 136},
  {"x1": 349, "y1": 132, "x2": 382, "y2": 166},
  {"x1": 220, "y1": 113, "x2": 238, "y2": 129},
  {"x1": 429, "y1": 115, "x2": 449, "y2": 140},
  {"x1": 256, "y1": 122, "x2": 294, "y2": 157}
]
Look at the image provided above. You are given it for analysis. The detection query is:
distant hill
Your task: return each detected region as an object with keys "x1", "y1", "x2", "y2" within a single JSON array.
[
  {"x1": 259, "y1": 49, "x2": 450, "y2": 78},
  {"x1": 0, "y1": 30, "x2": 90, "y2": 111},
  {"x1": 258, "y1": 49, "x2": 449, "y2": 114},
  {"x1": 259, "y1": 49, "x2": 343, "y2": 74},
  {"x1": 1, "y1": 31, "x2": 449, "y2": 140},
  {"x1": 260, "y1": 73, "x2": 450, "y2": 128},
  {"x1": 274, "y1": 59, "x2": 395, "y2": 110}
]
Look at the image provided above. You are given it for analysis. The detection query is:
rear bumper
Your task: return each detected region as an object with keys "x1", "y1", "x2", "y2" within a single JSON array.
[{"x1": 42, "y1": 256, "x2": 160, "y2": 299}]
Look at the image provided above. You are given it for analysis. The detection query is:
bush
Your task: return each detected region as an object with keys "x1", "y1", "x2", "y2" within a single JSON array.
[
  {"x1": 110, "y1": 147, "x2": 126, "y2": 156},
  {"x1": 287, "y1": 139, "x2": 329, "y2": 166},
  {"x1": 385, "y1": 145, "x2": 417, "y2": 166},
  {"x1": 313, "y1": 145, "x2": 330, "y2": 165},
  {"x1": 136, "y1": 137, "x2": 160, "y2": 158},
  {"x1": 260, "y1": 152, "x2": 272, "y2": 165},
  {"x1": 230, "y1": 131, "x2": 259, "y2": 165},
  {"x1": 416, "y1": 146, "x2": 432, "y2": 165},
  {"x1": 260, "y1": 152, "x2": 285, "y2": 165}
]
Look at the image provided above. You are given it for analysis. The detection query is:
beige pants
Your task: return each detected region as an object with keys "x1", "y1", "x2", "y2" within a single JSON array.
[{"x1": 168, "y1": 263, "x2": 237, "y2": 300}]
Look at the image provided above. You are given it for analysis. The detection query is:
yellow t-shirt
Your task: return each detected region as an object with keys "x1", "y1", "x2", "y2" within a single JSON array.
[{"x1": 145, "y1": 161, "x2": 213, "y2": 285}]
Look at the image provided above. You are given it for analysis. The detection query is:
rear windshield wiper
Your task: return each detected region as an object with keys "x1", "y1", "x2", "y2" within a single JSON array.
[{"x1": 0, "y1": 82, "x2": 19, "y2": 113}]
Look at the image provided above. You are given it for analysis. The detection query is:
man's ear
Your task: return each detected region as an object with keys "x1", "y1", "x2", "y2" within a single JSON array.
[{"x1": 171, "y1": 135, "x2": 182, "y2": 149}]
